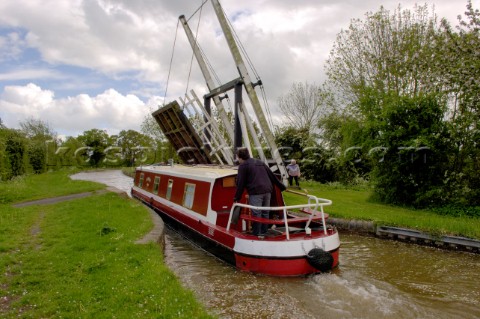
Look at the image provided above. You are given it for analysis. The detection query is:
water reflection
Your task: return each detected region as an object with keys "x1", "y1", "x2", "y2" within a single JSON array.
[{"x1": 70, "y1": 170, "x2": 480, "y2": 319}]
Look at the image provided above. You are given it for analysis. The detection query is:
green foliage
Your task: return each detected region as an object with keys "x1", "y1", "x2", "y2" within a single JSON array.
[
  {"x1": 116, "y1": 129, "x2": 156, "y2": 167},
  {"x1": 0, "y1": 178, "x2": 213, "y2": 318},
  {"x1": 301, "y1": 147, "x2": 337, "y2": 183},
  {"x1": 0, "y1": 128, "x2": 7, "y2": 180},
  {"x1": 27, "y1": 142, "x2": 46, "y2": 173},
  {"x1": 19, "y1": 118, "x2": 57, "y2": 174},
  {"x1": 361, "y1": 91, "x2": 450, "y2": 207},
  {"x1": 275, "y1": 126, "x2": 336, "y2": 182},
  {"x1": 326, "y1": 4, "x2": 440, "y2": 106},
  {"x1": 141, "y1": 109, "x2": 166, "y2": 142},
  {"x1": 0, "y1": 118, "x2": 179, "y2": 177},
  {"x1": 319, "y1": 2, "x2": 479, "y2": 208},
  {"x1": 4, "y1": 130, "x2": 27, "y2": 179},
  {"x1": 318, "y1": 111, "x2": 373, "y2": 184},
  {"x1": 431, "y1": 204, "x2": 480, "y2": 218},
  {"x1": 275, "y1": 126, "x2": 311, "y2": 160},
  {"x1": 433, "y1": 1, "x2": 480, "y2": 206},
  {"x1": 76, "y1": 129, "x2": 110, "y2": 167}
]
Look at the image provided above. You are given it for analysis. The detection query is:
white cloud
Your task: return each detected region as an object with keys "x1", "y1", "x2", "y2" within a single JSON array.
[
  {"x1": 0, "y1": 69, "x2": 65, "y2": 81},
  {"x1": 0, "y1": 0, "x2": 479, "y2": 137},
  {"x1": 0, "y1": 31, "x2": 26, "y2": 61},
  {"x1": 0, "y1": 83, "x2": 148, "y2": 137}
]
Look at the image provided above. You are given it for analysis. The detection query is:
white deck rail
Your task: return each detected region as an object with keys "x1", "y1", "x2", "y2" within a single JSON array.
[{"x1": 226, "y1": 195, "x2": 332, "y2": 240}]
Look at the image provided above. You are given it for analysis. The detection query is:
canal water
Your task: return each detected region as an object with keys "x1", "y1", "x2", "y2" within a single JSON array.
[{"x1": 71, "y1": 170, "x2": 480, "y2": 319}]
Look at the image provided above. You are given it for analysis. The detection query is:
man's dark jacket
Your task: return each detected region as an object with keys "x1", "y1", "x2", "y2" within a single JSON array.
[{"x1": 233, "y1": 158, "x2": 286, "y2": 202}]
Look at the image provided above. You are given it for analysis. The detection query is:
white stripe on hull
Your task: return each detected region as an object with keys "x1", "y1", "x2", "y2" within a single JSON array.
[{"x1": 234, "y1": 233, "x2": 340, "y2": 258}]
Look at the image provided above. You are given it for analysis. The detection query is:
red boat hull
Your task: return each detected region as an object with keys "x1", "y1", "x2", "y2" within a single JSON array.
[{"x1": 132, "y1": 185, "x2": 340, "y2": 277}]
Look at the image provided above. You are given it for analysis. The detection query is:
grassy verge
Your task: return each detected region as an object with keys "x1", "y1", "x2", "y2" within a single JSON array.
[
  {"x1": 0, "y1": 168, "x2": 105, "y2": 205},
  {"x1": 121, "y1": 167, "x2": 136, "y2": 178},
  {"x1": 0, "y1": 170, "x2": 214, "y2": 318},
  {"x1": 284, "y1": 181, "x2": 480, "y2": 239}
]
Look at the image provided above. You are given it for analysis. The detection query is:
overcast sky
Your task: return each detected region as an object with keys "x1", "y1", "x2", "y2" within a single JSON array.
[{"x1": 0, "y1": 0, "x2": 477, "y2": 138}]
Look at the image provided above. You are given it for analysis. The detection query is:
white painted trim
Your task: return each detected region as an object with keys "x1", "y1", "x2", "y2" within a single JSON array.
[{"x1": 233, "y1": 233, "x2": 340, "y2": 258}]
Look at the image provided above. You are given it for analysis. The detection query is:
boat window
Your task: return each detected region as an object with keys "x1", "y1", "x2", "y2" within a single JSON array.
[
  {"x1": 183, "y1": 183, "x2": 196, "y2": 209},
  {"x1": 222, "y1": 176, "x2": 236, "y2": 187},
  {"x1": 166, "y1": 179, "x2": 173, "y2": 200},
  {"x1": 138, "y1": 173, "x2": 144, "y2": 187},
  {"x1": 153, "y1": 176, "x2": 160, "y2": 193}
]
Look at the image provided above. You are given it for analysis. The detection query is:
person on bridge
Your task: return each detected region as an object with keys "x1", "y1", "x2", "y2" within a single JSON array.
[{"x1": 233, "y1": 148, "x2": 286, "y2": 236}]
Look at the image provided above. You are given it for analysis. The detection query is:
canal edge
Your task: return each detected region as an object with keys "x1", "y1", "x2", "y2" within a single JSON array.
[
  {"x1": 327, "y1": 217, "x2": 480, "y2": 254},
  {"x1": 11, "y1": 186, "x2": 478, "y2": 254}
]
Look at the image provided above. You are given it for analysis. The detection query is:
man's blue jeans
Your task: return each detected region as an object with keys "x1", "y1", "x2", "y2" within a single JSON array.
[{"x1": 248, "y1": 193, "x2": 271, "y2": 235}]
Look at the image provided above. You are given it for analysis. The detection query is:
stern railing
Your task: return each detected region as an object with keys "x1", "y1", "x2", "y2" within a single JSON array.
[{"x1": 226, "y1": 195, "x2": 332, "y2": 240}]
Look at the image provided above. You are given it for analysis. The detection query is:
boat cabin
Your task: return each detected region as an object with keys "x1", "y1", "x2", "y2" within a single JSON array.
[{"x1": 133, "y1": 164, "x2": 285, "y2": 231}]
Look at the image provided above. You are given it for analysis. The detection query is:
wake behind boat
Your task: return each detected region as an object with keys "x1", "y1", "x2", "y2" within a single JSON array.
[{"x1": 131, "y1": 0, "x2": 340, "y2": 276}]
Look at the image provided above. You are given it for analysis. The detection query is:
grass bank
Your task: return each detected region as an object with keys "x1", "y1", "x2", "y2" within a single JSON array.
[
  {"x1": 1, "y1": 170, "x2": 478, "y2": 317},
  {"x1": 0, "y1": 170, "x2": 213, "y2": 318},
  {"x1": 284, "y1": 181, "x2": 480, "y2": 239}
]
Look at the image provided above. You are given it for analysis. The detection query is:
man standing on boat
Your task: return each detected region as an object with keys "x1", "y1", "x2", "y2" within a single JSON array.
[{"x1": 233, "y1": 148, "x2": 287, "y2": 236}]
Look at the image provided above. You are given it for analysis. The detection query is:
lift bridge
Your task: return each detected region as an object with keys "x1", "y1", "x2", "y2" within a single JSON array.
[{"x1": 153, "y1": 0, "x2": 288, "y2": 184}]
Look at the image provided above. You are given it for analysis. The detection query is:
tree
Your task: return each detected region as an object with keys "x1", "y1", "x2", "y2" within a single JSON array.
[
  {"x1": 277, "y1": 82, "x2": 332, "y2": 134},
  {"x1": 19, "y1": 118, "x2": 56, "y2": 139},
  {"x1": 434, "y1": 1, "x2": 480, "y2": 205},
  {"x1": 318, "y1": 111, "x2": 372, "y2": 184},
  {"x1": 116, "y1": 130, "x2": 155, "y2": 166},
  {"x1": 325, "y1": 4, "x2": 440, "y2": 107},
  {"x1": 141, "y1": 111, "x2": 181, "y2": 164},
  {"x1": 321, "y1": 4, "x2": 476, "y2": 205},
  {"x1": 19, "y1": 118, "x2": 57, "y2": 174},
  {"x1": 77, "y1": 129, "x2": 110, "y2": 167},
  {"x1": 141, "y1": 111, "x2": 165, "y2": 142},
  {"x1": 275, "y1": 126, "x2": 335, "y2": 182},
  {"x1": 57, "y1": 136, "x2": 85, "y2": 167},
  {"x1": 4, "y1": 130, "x2": 27, "y2": 179},
  {"x1": 27, "y1": 143, "x2": 46, "y2": 174},
  {"x1": 361, "y1": 91, "x2": 450, "y2": 207}
]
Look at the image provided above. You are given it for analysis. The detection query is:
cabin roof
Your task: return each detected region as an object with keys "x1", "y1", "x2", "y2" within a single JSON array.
[{"x1": 137, "y1": 164, "x2": 237, "y2": 182}]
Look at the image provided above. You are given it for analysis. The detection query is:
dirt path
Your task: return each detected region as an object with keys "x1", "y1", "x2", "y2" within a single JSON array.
[{"x1": 12, "y1": 189, "x2": 108, "y2": 208}]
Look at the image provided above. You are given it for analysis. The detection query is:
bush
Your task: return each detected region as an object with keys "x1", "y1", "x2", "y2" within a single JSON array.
[
  {"x1": 431, "y1": 204, "x2": 480, "y2": 218},
  {"x1": 28, "y1": 142, "x2": 47, "y2": 174},
  {"x1": 4, "y1": 130, "x2": 27, "y2": 179},
  {"x1": 364, "y1": 92, "x2": 451, "y2": 208}
]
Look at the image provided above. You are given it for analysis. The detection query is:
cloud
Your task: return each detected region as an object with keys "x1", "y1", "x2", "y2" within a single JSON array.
[
  {"x1": 0, "y1": 83, "x2": 148, "y2": 137},
  {"x1": 0, "y1": 30, "x2": 26, "y2": 62},
  {"x1": 0, "y1": 0, "x2": 478, "y2": 139},
  {"x1": 0, "y1": 68, "x2": 65, "y2": 81}
]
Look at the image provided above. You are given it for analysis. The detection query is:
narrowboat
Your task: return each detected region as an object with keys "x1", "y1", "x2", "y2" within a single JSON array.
[
  {"x1": 131, "y1": 164, "x2": 340, "y2": 276},
  {"x1": 132, "y1": 0, "x2": 341, "y2": 276}
]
